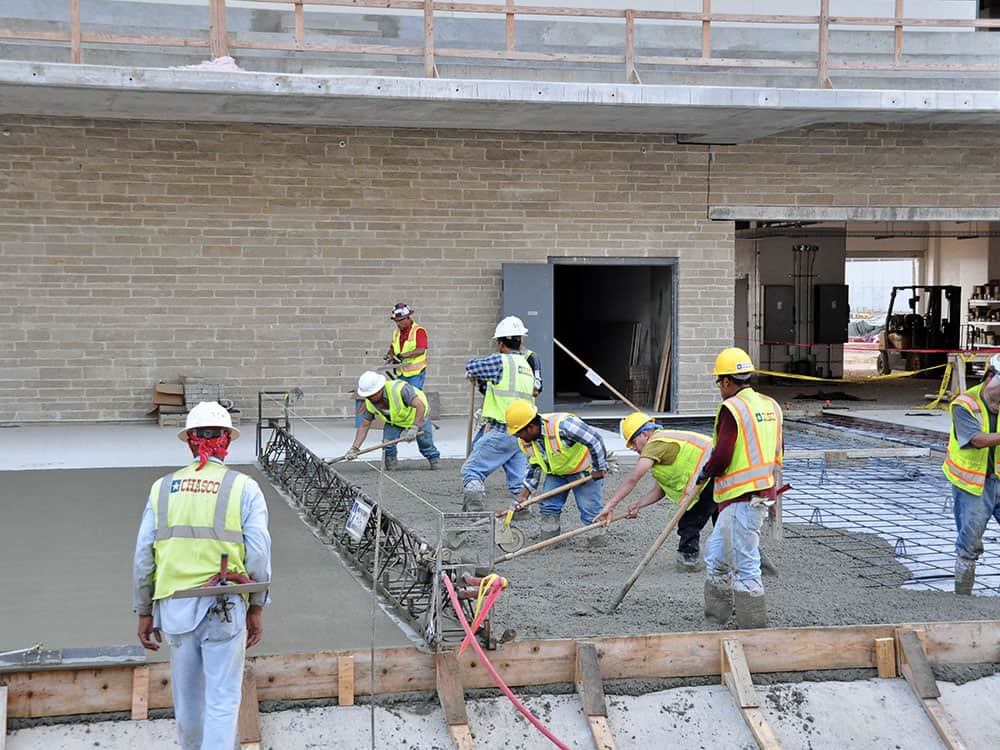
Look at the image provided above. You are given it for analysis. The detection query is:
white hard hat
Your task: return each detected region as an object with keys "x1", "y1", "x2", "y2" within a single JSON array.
[
  {"x1": 357, "y1": 371, "x2": 387, "y2": 398},
  {"x1": 178, "y1": 401, "x2": 239, "y2": 442},
  {"x1": 494, "y1": 315, "x2": 529, "y2": 339}
]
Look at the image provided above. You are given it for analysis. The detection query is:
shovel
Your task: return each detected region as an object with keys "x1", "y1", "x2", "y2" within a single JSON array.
[{"x1": 326, "y1": 436, "x2": 410, "y2": 464}]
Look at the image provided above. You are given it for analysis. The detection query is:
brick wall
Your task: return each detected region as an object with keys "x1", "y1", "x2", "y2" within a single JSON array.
[{"x1": 3, "y1": 118, "x2": 996, "y2": 423}]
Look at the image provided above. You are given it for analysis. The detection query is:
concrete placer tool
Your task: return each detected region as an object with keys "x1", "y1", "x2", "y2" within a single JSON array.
[
  {"x1": 486, "y1": 475, "x2": 595, "y2": 553},
  {"x1": 496, "y1": 511, "x2": 632, "y2": 563},
  {"x1": 325, "y1": 435, "x2": 411, "y2": 464}
]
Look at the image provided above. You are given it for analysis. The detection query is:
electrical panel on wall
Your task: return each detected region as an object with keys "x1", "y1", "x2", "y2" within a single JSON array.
[
  {"x1": 814, "y1": 284, "x2": 849, "y2": 344},
  {"x1": 763, "y1": 285, "x2": 795, "y2": 343}
]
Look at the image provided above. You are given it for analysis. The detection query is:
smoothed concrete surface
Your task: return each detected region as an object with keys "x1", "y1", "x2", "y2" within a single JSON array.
[{"x1": 0, "y1": 464, "x2": 414, "y2": 657}]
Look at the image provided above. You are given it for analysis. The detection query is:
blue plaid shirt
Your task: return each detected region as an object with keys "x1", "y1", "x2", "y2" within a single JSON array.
[{"x1": 522, "y1": 414, "x2": 608, "y2": 493}]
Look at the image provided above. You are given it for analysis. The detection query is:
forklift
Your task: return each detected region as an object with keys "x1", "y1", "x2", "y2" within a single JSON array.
[{"x1": 876, "y1": 285, "x2": 961, "y2": 375}]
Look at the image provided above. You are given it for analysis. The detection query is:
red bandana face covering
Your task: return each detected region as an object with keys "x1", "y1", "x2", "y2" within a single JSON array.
[{"x1": 188, "y1": 433, "x2": 231, "y2": 470}]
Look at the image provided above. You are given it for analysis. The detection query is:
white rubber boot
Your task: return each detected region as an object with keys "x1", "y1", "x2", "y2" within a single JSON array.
[{"x1": 704, "y1": 579, "x2": 733, "y2": 626}]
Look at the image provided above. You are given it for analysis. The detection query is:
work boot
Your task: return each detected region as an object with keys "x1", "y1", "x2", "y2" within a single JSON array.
[
  {"x1": 734, "y1": 590, "x2": 768, "y2": 629},
  {"x1": 538, "y1": 513, "x2": 561, "y2": 541},
  {"x1": 587, "y1": 526, "x2": 609, "y2": 549},
  {"x1": 428, "y1": 458, "x2": 440, "y2": 470},
  {"x1": 955, "y1": 559, "x2": 976, "y2": 595},
  {"x1": 676, "y1": 550, "x2": 703, "y2": 573},
  {"x1": 462, "y1": 488, "x2": 486, "y2": 513},
  {"x1": 704, "y1": 579, "x2": 733, "y2": 626},
  {"x1": 383, "y1": 455, "x2": 398, "y2": 471}
]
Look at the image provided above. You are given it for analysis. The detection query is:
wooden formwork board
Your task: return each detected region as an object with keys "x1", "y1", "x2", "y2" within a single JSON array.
[{"x1": 2, "y1": 620, "x2": 998, "y2": 719}]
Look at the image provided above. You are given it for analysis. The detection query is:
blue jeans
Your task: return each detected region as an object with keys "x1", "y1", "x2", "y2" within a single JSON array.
[
  {"x1": 165, "y1": 598, "x2": 246, "y2": 750},
  {"x1": 704, "y1": 501, "x2": 765, "y2": 595},
  {"x1": 397, "y1": 371, "x2": 426, "y2": 391},
  {"x1": 953, "y1": 477, "x2": 1000, "y2": 562},
  {"x1": 461, "y1": 423, "x2": 526, "y2": 498},
  {"x1": 382, "y1": 415, "x2": 439, "y2": 461},
  {"x1": 538, "y1": 472, "x2": 604, "y2": 525}
]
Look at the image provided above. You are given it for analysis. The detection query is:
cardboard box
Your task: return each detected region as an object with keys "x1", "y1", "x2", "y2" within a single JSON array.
[{"x1": 152, "y1": 382, "x2": 185, "y2": 407}]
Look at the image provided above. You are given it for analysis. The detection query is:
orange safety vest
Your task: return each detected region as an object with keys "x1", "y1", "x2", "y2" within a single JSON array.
[
  {"x1": 713, "y1": 388, "x2": 783, "y2": 503},
  {"x1": 942, "y1": 383, "x2": 1000, "y2": 496}
]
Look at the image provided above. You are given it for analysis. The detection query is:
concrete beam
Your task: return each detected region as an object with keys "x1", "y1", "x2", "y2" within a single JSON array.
[
  {"x1": 710, "y1": 206, "x2": 1000, "y2": 222},
  {"x1": 0, "y1": 61, "x2": 999, "y2": 142}
]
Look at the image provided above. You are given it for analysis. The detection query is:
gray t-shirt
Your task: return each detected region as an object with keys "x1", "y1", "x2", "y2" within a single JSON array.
[
  {"x1": 362, "y1": 383, "x2": 419, "y2": 422},
  {"x1": 954, "y1": 403, "x2": 998, "y2": 476}
]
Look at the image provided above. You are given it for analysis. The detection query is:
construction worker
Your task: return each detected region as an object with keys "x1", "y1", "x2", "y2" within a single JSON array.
[
  {"x1": 696, "y1": 347, "x2": 783, "y2": 629},
  {"x1": 385, "y1": 302, "x2": 428, "y2": 390},
  {"x1": 461, "y1": 318, "x2": 536, "y2": 511},
  {"x1": 506, "y1": 399, "x2": 610, "y2": 547},
  {"x1": 477, "y1": 315, "x2": 542, "y2": 397},
  {"x1": 595, "y1": 413, "x2": 717, "y2": 571},
  {"x1": 942, "y1": 352, "x2": 1000, "y2": 595},
  {"x1": 347, "y1": 371, "x2": 440, "y2": 470},
  {"x1": 132, "y1": 401, "x2": 271, "y2": 750}
]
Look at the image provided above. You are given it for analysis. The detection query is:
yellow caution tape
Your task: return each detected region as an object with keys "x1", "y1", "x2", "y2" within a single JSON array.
[{"x1": 756, "y1": 363, "x2": 946, "y2": 384}]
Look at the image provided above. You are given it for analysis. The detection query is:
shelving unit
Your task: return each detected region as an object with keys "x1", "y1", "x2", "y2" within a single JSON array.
[{"x1": 966, "y1": 298, "x2": 1000, "y2": 348}]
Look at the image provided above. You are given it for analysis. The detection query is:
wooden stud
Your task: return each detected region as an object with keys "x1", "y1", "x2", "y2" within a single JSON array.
[
  {"x1": 130, "y1": 666, "x2": 150, "y2": 721},
  {"x1": 624, "y1": 9, "x2": 635, "y2": 84},
  {"x1": 70, "y1": 0, "x2": 81, "y2": 63},
  {"x1": 720, "y1": 640, "x2": 782, "y2": 750},
  {"x1": 294, "y1": 1, "x2": 305, "y2": 48},
  {"x1": 701, "y1": 0, "x2": 711, "y2": 59},
  {"x1": 338, "y1": 654, "x2": 355, "y2": 706},
  {"x1": 817, "y1": 0, "x2": 831, "y2": 88},
  {"x1": 237, "y1": 666, "x2": 261, "y2": 750},
  {"x1": 895, "y1": 629, "x2": 969, "y2": 750},
  {"x1": 209, "y1": 0, "x2": 229, "y2": 58},
  {"x1": 893, "y1": 0, "x2": 904, "y2": 66},
  {"x1": 575, "y1": 642, "x2": 617, "y2": 750},
  {"x1": 436, "y1": 653, "x2": 474, "y2": 749},
  {"x1": 423, "y1": 0, "x2": 436, "y2": 78},
  {"x1": 874, "y1": 637, "x2": 897, "y2": 679},
  {"x1": 505, "y1": 0, "x2": 514, "y2": 51}
]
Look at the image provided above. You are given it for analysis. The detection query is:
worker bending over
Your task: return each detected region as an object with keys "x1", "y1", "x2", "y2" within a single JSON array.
[
  {"x1": 348, "y1": 371, "x2": 440, "y2": 471},
  {"x1": 506, "y1": 399, "x2": 610, "y2": 547},
  {"x1": 697, "y1": 348, "x2": 783, "y2": 629},
  {"x1": 596, "y1": 413, "x2": 716, "y2": 571},
  {"x1": 133, "y1": 402, "x2": 272, "y2": 750},
  {"x1": 461, "y1": 319, "x2": 536, "y2": 511},
  {"x1": 943, "y1": 352, "x2": 1000, "y2": 595}
]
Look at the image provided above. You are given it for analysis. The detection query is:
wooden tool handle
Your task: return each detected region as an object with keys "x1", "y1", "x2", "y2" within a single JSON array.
[
  {"x1": 498, "y1": 512, "x2": 630, "y2": 563},
  {"x1": 499, "y1": 474, "x2": 594, "y2": 516}
]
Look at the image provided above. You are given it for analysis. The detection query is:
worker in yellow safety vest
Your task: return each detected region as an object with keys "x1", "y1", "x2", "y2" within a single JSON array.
[
  {"x1": 461, "y1": 319, "x2": 536, "y2": 512},
  {"x1": 385, "y1": 302, "x2": 428, "y2": 390},
  {"x1": 596, "y1": 412, "x2": 718, "y2": 571},
  {"x1": 695, "y1": 347, "x2": 782, "y2": 629},
  {"x1": 506, "y1": 400, "x2": 610, "y2": 547},
  {"x1": 942, "y1": 352, "x2": 1000, "y2": 595},
  {"x1": 132, "y1": 401, "x2": 272, "y2": 750}
]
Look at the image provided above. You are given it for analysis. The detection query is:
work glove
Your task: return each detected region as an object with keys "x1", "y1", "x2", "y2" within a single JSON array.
[
  {"x1": 401, "y1": 426, "x2": 419, "y2": 442},
  {"x1": 344, "y1": 446, "x2": 361, "y2": 461}
]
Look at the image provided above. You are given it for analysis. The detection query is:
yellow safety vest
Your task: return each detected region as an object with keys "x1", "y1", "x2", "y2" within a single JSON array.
[
  {"x1": 150, "y1": 460, "x2": 248, "y2": 600},
  {"x1": 647, "y1": 429, "x2": 713, "y2": 508},
  {"x1": 517, "y1": 412, "x2": 593, "y2": 476},
  {"x1": 482, "y1": 353, "x2": 535, "y2": 423},
  {"x1": 713, "y1": 388, "x2": 783, "y2": 503},
  {"x1": 392, "y1": 324, "x2": 427, "y2": 376},
  {"x1": 942, "y1": 383, "x2": 999, "y2": 496},
  {"x1": 365, "y1": 379, "x2": 428, "y2": 428}
]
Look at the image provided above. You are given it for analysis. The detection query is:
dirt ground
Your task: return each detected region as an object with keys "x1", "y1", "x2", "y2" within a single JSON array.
[{"x1": 335, "y1": 445, "x2": 999, "y2": 684}]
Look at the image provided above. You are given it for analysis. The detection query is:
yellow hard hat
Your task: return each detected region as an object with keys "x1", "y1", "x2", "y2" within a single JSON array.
[
  {"x1": 712, "y1": 347, "x2": 755, "y2": 377},
  {"x1": 505, "y1": 400, "x2": 538, "y2": 434},
  {"x1": 620, "y1": 411, "x2": 653, "y2": 446}
]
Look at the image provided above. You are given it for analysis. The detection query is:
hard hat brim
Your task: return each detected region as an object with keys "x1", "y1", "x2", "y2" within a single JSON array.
[{"x1": 178, "y1": 425, "x2": 240, "y2": 442}]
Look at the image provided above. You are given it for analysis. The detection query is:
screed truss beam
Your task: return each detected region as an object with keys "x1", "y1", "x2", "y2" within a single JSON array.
[
  {"x1": 4, "y1": 620, "x2": 997, "y2": 719},
  {"x1": 258, "y1": 425, "x2": 474, "y2": 646}
]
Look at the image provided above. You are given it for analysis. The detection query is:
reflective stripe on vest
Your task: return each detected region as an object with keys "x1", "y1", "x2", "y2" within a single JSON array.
[
  {"x1": 151, "y1": 462, "x2": 247, "y2": 600},
  {"x1": 647, "y1": 430, "x2": 712, "y2": 506},
  {"x1": 365, "y1": 379, "x2": 427, "y2": 428},
  {"x1": 942, "y1": 384, "x2": 997, "y2": 496},
  {"x1": 482, "y1": 353, "x2": 535, "y2": 422},
  {"x1": 518, "y1": 413, "x2": 592, "y2": 476},
  {"x1": 392, "y1": 324, "x2": 427, "y2": 375},
  {"x1": 713, "y1": 389, "x2": 783, "y2": 503}
]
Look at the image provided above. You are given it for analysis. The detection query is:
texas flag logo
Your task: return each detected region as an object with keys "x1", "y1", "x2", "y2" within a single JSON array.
[{"x1": 170, "y1": 479, "x2": 182, "y2": 493}]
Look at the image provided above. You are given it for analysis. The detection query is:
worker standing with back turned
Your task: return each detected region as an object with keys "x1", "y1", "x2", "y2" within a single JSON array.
[
  {"x1": 506, "y1": 399, "x2": 610, "y2": 547},
  {"x1": 132, "y1": 401, "x2": 272, "y2": 750},
  {"x1": 461, "y1": 318, "x2": 536, "y2": 512},
  {"x1": 942, "y1": 352, "x2": 1000, "y2": 595},
  {"x1": 696, "y1": 348, "x2": 782, "y2": 629},
  {"x1": 596, "y1": 413, "x2": 716, "y2": 570}
]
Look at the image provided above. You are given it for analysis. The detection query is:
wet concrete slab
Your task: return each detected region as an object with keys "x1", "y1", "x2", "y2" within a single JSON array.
[{"x1": 0, "y1": 464, "x2": 415, "y2": 658}]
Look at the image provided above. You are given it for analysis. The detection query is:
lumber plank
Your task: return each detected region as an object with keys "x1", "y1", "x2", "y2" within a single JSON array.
[
  {"x1": 587, "y1": 716, "x2": 616, "y2": 750},
  {"x1": 237, "y1": 666, "x2": 261, "y2": 747},
  {"x1": 448, "y1": 724, "x2": 476, "y2": 750},
  {"x1": 3, "y1": 621, "x2": 1000, "y2": 718},
  {"x1": 0, "y1": 685, "x2": 7, "y2": 750},
  {"x1": 921, "y1": 698, "x2": 969, "y2": 750},
  {"x1": 737, "y1": 706, "x2": 782, "y2": 750},
  {"x1": 720, "y1": 640, "x2": 758, "y2": 708},
  {"x1": 784, "y1": 447, "x2": 929, "y2": 460},
  {"x1": 874, "y1": 637, "x2": 897, "y2": 679},
  {"x1": 574, "y1": 642, "x2": 608, "y2": 717},
  {"x1": 338, "y1": 654, "x2": 355, "y2": 706},
  {"x1": 897, "y1": 630, "x2": 939, "y2": 698},
  {"x1": 130, "y1": 666, "x2": 149, "y2": 720},
  {"x1": 436, "y1": 652, "x2": 469, "y2": 726}
]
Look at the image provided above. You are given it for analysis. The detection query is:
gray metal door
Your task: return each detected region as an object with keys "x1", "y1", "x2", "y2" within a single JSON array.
[{"x1": 502, "y1": 263, "x2": 554, "y2": 411}]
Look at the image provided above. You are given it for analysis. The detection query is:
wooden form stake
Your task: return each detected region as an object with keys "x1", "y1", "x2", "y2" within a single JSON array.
[
  {"x1": 237, "y1": 666, "x2": 262, "y2": 750},
  {"x1": 294, "y1": 1, "x2": 305, "y2": 48},
  {"x1": 817, "y1": 0, "x2": 831, "y2": 88},
  {"x1": 130, "y1": 666, "x2": 150, "y2": 720},
  {"x1": 209, "y1": 0, "x2": 229, "y2": 58},
  {"x1": 874, "y1": 637, "x2": 897, "y2": 679},
  {"x1": 70, "y1": 0, "x2": 81, "y2": 63},
  {"x1": 436, "y1": 652, "x2": 475, "y2": 749},
  {"x1": 338, "y1": 654, "x2": 355, "y2": 706},
  {"x1": 701, "y1": 0, "x2": 711, "y2": 58},
  {"x1": 893, "y1": 0, "x2": 904, "y2": 65},
  {"x1": 423, "y1": 0, "x2": 437, "y2": 78},
  {"x1": 624, "y1": 9, "x2": 637, "y2": 83},
  {"x1": 505, "y1": 0, "x2": 515, "y2": 51},
  {"x1": 575, "y1": 642, "x2": 617, "y2": 750},
  {"x1": 895, "y1": 629, "x2": 968, "y2": 750},
  {"x1": 720, "y1": 640, "x2": 781, "y2": 750}
]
